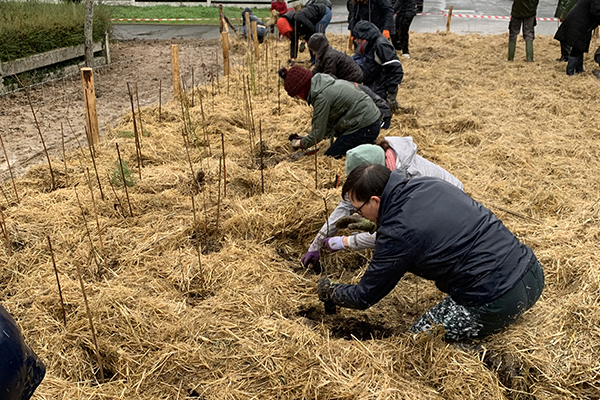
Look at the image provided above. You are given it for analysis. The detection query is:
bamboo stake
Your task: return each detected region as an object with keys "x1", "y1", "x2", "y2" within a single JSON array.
[
  {"x1": 191, "y1": 68, "x2": 196, "y2": 107},
  {"x1": 190, "y1": 194, "x2": 204, "y2": 288},
  {"x1": 127, "y1": 83, "x2": 142, "y2": 179},
  {"x1": 216, "y1": 156, "x2": 222, "y2": 231},
  {"x1": 74, "y1": 257, "x2": 105, "y2": 383},
  {"x1": 25, "y1": 88, "x2": 56, "y2": 190},
  {"x1": 171, "y1": 44, "x2": 181, "y2": 98},
  {"x1": 47, "y1": 236, "x2": 67, "y2": 327},
  {"x1": 0, "y1": 210, "x2": 12, "y2": 256},
  {"x1": 135, "y1": 82, "x2": 145, "y2": 146},
  {"x1": 221, "y1": 130, "x2": 227, "y2": 198},
  {"x1": 84, "y1": 167, "x2": 108, "y2": 273},
  {"x1": 84, "y1": 126, "x2": 106, "y2": 201},
  {"x1": 0, "y1": 133, "x2": 19, "y2": 203},
  {"x1": 115, "y1": 143, "x2": 134, "y2": 217},
  {"x1": 259, "y1": 120, "x2": 264, "y2": 194},
  {"x1": 106, "y1": 172, "x2": 126, "y2": 219},
  {"x1": 61, "y1": 123, "x2": 68, "y2": 186},
  {"x1": 159, "y1": 79, "x2": 162, "y2": 122}
]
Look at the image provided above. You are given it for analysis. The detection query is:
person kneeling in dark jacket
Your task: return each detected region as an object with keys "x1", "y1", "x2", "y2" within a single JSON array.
[
  {"x1": 351, "y1": 21, "x2": 404, "y2": 113},
  {"x1": 241, "y1": 8, "x2": 267, "y2": 43},
  {"x1": 307, "y1": 33, "x2": 363, "y2": 82},
  {"x1": 318, "y1": 164, "x2": 545, "y2": 341}
]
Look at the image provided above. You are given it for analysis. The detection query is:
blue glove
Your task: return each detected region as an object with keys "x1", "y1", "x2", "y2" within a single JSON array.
[{"x1": 323, "y1": 237, "x2": 346, "y2": 252}]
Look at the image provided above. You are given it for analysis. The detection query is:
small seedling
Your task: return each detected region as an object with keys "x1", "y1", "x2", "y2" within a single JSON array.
[{"x1": 110, "y1": 159, "x2": 136, "y2": 188}]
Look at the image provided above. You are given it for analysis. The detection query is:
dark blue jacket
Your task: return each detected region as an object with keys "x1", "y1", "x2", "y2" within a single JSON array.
[
  {"x1": 554, "y1": 0, "x2": 600, "y2": 53},
  {"x1": 352, "y1": 21, "x2": 403, "y2": 99},
  {"x1": 331, "y1": 170, "x2": 537, "y2": 308}
]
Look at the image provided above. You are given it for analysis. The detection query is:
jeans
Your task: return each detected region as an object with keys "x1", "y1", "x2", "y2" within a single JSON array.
[
  {"x1": 324, "y1": 118, "x2": 381, "y2": 158},
  {"x1": 316, "y1": 7, "x2": 332, "y2": 34}
]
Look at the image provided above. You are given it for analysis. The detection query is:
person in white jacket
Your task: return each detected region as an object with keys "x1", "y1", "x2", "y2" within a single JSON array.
[{"x1": 301, "y1": 136, "x2": 464, "y2": 268}]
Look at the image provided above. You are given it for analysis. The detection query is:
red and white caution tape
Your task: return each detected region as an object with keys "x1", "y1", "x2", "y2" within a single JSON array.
[{"x1": 441, "y1": 12, "x2": 559, "y2": 22}]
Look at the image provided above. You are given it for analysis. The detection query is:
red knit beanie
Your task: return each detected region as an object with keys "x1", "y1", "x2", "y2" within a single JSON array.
[{"x1": 278, "y1": 66, "x2": 313, "y2": 98}]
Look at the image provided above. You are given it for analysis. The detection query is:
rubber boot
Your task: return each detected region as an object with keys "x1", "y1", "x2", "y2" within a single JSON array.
[
  {"x1": 575, "y1": 55, "x2": 585, "y2": 73},
  {"x1": 525, "y1": 41, "x2": 534, "y2": 62},
  {"x1": 508, "y1": 41, "x2": 516, "y2": 61},
  {"x1": 566, "y1": 56, "x2": 578, "y2": 75}
]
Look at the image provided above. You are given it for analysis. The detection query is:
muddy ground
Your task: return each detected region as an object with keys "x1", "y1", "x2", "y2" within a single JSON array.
[{"x1": 0, "y1": 39, "x2": 222, "y2": 178}]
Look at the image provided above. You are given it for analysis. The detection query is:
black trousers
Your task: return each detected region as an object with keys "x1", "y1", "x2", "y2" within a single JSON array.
[{"x1": 392, "y1": 13, "x2": 415, "y2": 53}]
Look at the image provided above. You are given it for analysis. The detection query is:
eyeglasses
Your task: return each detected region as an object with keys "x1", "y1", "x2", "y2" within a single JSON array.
[{"x1": 355, "y1": 198, "x2": 370, "y2": 216}]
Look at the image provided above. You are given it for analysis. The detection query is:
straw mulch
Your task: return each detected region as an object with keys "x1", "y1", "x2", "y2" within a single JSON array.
[{"x1": 2, "y1": 31, "x2": 600, "y2": 399}]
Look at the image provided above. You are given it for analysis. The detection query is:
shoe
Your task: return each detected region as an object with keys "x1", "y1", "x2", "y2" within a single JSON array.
[{"x1": 402, "y1": 53, "x2": 410, "y2": 59}]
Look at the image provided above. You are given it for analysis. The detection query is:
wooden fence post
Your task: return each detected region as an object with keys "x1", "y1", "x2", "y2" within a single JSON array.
[
  {"x1": 80, "y1": 67, "x2": 99, "y2": 146},
  {"x1": 446, "y1": 5, "x2": 454, "y2": 32},
  {"x1": 222, "y1": 32, "x2": 230, "y2": 76},
  {"x1": 171, "y1": 44, "x2": 181, "y2": 98}
]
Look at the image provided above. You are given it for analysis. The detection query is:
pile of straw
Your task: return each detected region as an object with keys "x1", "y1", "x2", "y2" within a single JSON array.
[{"x1": 1, "y1": 31, "x2": 599, "y2": 399}]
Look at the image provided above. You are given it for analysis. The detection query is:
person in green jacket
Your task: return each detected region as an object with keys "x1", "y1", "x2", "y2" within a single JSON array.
[
  {"x1": 554, "y1": 0, "x2": 579, "y2": 61},
  {"x1": 278, "y1": 65, "x2": 381, "y2": 159},
  {"x1": 508, "y1": 0, "x2": 540, "y2": 62}
]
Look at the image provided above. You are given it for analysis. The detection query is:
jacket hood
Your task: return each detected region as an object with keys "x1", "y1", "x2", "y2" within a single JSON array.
[
  {"x1": 352, "y1": 20, "x2": 381, "y2": 42},
  {"x1": 306, "y1": 73, "x2": 336, "y2": 104},
  {"x1": 307, "y1": 33, "x2": 329, "y2": 58}
]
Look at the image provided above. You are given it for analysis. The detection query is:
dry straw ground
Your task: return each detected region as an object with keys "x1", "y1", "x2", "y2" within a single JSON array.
[{"x1": 1, "y1": 31, "x2": 599, "y2": 399}]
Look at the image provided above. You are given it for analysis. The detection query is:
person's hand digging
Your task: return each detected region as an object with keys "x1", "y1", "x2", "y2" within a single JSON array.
[{"x1": 336, "y1": 215, "x2": 377, "y2": 233}]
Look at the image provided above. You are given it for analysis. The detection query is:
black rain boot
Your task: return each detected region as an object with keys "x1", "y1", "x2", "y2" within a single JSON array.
[
  {"x1": 575, "y1": 55, "x2": 585, "y2": 73},
  {"x1": 566, "y1": 56, "x2": 578, "y2": 75}
]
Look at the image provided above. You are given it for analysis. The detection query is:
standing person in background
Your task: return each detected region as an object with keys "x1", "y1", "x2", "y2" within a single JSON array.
[
  {"x1": 300, "y1": 138, "x2": 463, "y2": 269},
  {"x1": 554, "y1": 0, "x2": 600, "y2": 75},
  {"x1": 277, "y1": 3, "x2": 329, "y2": 64},
  {"x1": 348, "y1": 0, "x2": 395, "y2": 39},
  {"x1": 305, "y1": 0, "x2": 333, "y2": 34},
  {"x1": 278, "y1": 66, "x2": 382, "y2": 158},
  {"x1": 507, "y1": 0, "x2": 540, "y2": 62},
  {"x1": 554, "y1": 0, "x2": 579, "y2": 61},
  {"x1": 391, "y1": 0, "x2": 418, "y2": 58},
  {"x1": 267, "y1": 0, "x2": 288, "y2": 34},
  {"x1": 351, "y1": 21, "x2": 403, "y2": 112}
]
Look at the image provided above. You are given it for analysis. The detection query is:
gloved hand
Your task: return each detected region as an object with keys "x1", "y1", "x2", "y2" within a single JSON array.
[
  {"x1": 336, "y1": 215, "x2": 377, "y2": 233},
  {"x1": 323, "y1": 236, "x2": 346, "y2": 252},
  {"x1": 288, "y1": 133, "x2": 305, "y2": 150},
  {"x1": 317, "y1": 277, "x2": 334, "y2": 302},
  {"x1": 299, "y1": 40, "x2": 306, "y2": 53},
  {"x1": 387, "y1": 88, "x2": 399, "y2": 113},
  {"x1": 381, "y1": 115, "x2": 391, "y2": 129},
  {"x1": 382, "y1": 30, "x2": 390, "y2": 39},
  {"x1": 301, "y1": 250, "x2": 320, "y2": 268}
]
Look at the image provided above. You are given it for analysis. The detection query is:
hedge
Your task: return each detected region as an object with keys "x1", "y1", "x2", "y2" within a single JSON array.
[{"x1": 0, "y1": 1, "x2": 112, "y2": 63}]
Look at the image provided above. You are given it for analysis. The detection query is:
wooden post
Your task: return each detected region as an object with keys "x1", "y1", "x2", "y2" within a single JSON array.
[
  {"x1": 171, "y1": 44, "x2": 181, "y2": 98},
  {"x1": 594, "y1": 26, "x2": 599, "y2": 38},
  {"x1": 104, "y1": 31, "x2": 111, "y2": 65},
  {"x1": 446, "y1": 5, "x2": 453, "y2": 32},
  {"x1": 252, "y1": 21, "x2": 260, "y2": 60},
  {"x1": 245, "y1": 12, "x2": 252, "y2": 51},
  {"x1": 80, "y1": 67, "x2": 99, "y2": 146},
  {"x1": 219, "y1": 4, "x2": 224, "y2": 33},
  {"x1": 221, "y1": 32, "x2": 230, "y2": 76}
]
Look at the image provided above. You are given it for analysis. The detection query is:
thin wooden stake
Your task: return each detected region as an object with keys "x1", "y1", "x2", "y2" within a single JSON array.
[
  {"x1": 61, "y1": 123, "x2": 68, "y2": 186},
  {"x1": 74, "y1": 257, "x2": 105, "y2": 383},
  {"x1": 0, "y1": 211, "x2": 12, "y2": 256},
  {"x1": 221, "y1": 130, "x2": 227, "y2": 198},
  {"x1": 252, "y1": 21, "x2": 260, "y2": 60},
  {"x1": 216, "y1": 156, "x2": 222, "y2": 231},
  {"x1": 84, "y1": 167, "x2": 108, "y2": 273},
  {"x1": 171, "y1": 44, "x2": 181, "y2": 98},
  {"x1": 0, "y1": 133, "x2": 19, "y2": 203},
  {"x1": 47, "y1": 236, "x2": 67, "y2": 327},
  {"x1": 84, "y1": 125, "x2": 105, "y2": 201},
  {"x1": 259, "y1": 120, "x2": 264, "y2": 194},
  {"x1": 159, "y1": 79, "x2": 162, "y2": 122},
  {"x1": 115, "y1": 143, "x2": 134, "y2": 217},
  {"x1": 135, "y1": 82, "x2": 145, "y2": 146},
  {"x1": 221, "y1": 31, "x2": 230, "y2": 77},
  {"x1": 278, "y1": 60, "x2": 281, "y2": 116},
  {"x1": 25, "y1": 87, "x2": 55, "y2": 190},
  {"x1": 198, "y1": 91, "x2": 212, "y2": 156},
  {"x1": 191, "y1": 67, "x2": 195, "y2": 107},
  {"x1": 190, "y1": 194, "x2": 205, "y2": 288},
  {"x1": 106, "y1": 172, "x2": 126, "y2": 218},
  {"x1": 126, "y1": 83, "x2": 142, "y2": 179},
  {"x1": 0, "y1": 177, "x2": 11, "y2": 207},
  {"x1": 314, "y1": 128, "x2": 318, "y2": 189}
]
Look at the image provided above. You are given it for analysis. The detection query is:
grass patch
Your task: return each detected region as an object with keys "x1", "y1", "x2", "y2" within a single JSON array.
[
  {"x1": 108, "y1": 5, "x2": 270, "y2": 25},
  {"x1": 0, "y1": 1, "x2": 112, "y2": 62}
]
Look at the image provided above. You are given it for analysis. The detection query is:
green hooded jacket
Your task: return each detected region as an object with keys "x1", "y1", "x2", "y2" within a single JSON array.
[
  {"x1": 511, "y1": 0, "x2": 540, "y2": 18},
  {"x1": 555, "y1": 0, "x2": 578, "y2": 19},
  {"x1": 301, "y1": 73, "x2": 380, "y2": 149}
]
